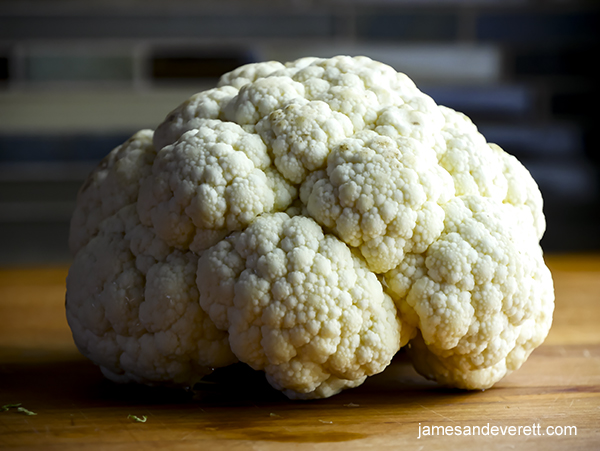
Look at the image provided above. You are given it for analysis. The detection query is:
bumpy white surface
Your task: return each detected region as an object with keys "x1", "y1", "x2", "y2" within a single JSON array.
[
  {"x1": 67, "y1": 55, "x2": 554, "y2": 398},
  {"x1": 66, "y1": 205, "x2": 236, "y2": 387},
  {"x1": 69, "y1": 130, "x2": 156, "y2": 254},
  {"x1": 138, "y1": 120, "x2": 295, "y2": 253},
  {"x1": 197, "y1": 213, "x2": 401, "y2": 399}
]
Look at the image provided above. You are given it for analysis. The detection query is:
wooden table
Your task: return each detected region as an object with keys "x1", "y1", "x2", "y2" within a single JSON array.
[{"x1": 1, "y1": 254, "x2": 599, "y2": 450}]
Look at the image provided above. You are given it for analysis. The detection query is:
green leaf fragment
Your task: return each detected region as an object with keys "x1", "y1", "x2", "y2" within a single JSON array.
[
  {"x1": 17, "y1": 407, "x2": 37, "y2": 416},
  {"x1": 128, "y1": 414, "x2": 148, "y2": 423},
  {"x1": 2, "y1": 404, "x2": 37, "y2": 415}
]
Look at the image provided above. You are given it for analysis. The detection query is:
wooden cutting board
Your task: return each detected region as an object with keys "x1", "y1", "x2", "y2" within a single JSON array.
[{"x1": 1, "y1": 254, "x2": 599, "y2": 450}]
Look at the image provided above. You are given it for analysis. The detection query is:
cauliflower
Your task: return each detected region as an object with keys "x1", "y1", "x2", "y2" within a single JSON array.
[
  {"x1": 66, "y1": 55, "x2": 554, "y2": 399},
  {"x1": 197, "y1": 212, "x2": 400, "y2": 399}
]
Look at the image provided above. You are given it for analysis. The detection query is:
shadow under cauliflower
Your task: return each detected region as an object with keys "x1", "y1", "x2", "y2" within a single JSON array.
[{"x1": 66, "y1": 55, "x2": 554, "y2": 400}]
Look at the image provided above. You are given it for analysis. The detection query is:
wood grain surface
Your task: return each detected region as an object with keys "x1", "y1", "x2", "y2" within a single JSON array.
[{"x1": 1, "y1": 254, "x2": 599, "y2": 450}]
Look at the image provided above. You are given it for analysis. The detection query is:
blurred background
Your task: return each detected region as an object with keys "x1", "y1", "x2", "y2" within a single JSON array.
[{"x1": 0, "y1": 0, "x2": 598, "y2": 265}]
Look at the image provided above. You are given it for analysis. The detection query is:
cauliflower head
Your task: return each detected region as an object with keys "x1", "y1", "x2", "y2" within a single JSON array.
[{"x1": 66, "y1": 55, "x2": 554, "y2": 398}]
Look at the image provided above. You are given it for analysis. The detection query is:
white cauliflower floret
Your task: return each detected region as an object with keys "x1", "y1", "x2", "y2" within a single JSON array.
[
  {"x1": 69, "y1": 129, "x2": 155, "y2": 254},
  {"x1": 257, "y1": 99, "x2": 355, "y2": 184},
  {"x1": 197, "y1": 213, "x2": 401, "y2": 399},
  {"x1": 66, "y1": 205, "x2": 236, "y2": 387},
  {"x1": 497, "y1": 145, "x2": 546, "y2": 240},
  {"x1": 66, "y1": 55, "x2": 554, "y2": 399},
  {"x1": 137, "y1": 119, "x2": 295, "y2": 252},
  {"x1": 439, "y1": 108, "x2": 509, "y2": 200},
  {"x1": 438, "y1": 107, "x2": 545, "y2": 239},
  {"x1": 385, "y1": 196, "x2": 554, "y2": 389},
  {"x1": 218, "y1": 60, "x2": 287, "y2": 89},
  {"x1": 153, "y1": 86, "x2": 239, "y2": 152},
  {"x1": 224, "y1": 76, "x2": 306, "y2": 126},
  {"x1": 300, "y1": 130, "x2": 453, "y2": 273},
  {"x1": 289, "y1": 56, "x2": 422, "y2": 130},
  {"x1": 374, "y1": 99, "x2": 446, "y2": 152}
]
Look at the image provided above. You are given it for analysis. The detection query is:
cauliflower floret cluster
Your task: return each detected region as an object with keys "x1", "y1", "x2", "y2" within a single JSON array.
[{"x1": 66, "y1": 55, "x2": 554, "y2": 399}]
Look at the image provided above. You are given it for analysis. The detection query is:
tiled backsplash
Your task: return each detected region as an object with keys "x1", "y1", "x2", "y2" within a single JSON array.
[{"x1": 0, "y1": 0, "x2": 598, "y2": 263}]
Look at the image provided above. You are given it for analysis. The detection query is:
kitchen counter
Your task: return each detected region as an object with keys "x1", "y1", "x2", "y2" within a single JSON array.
[{"x1": 1, "y1": 254, "x2": 599, "y2": 450}]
